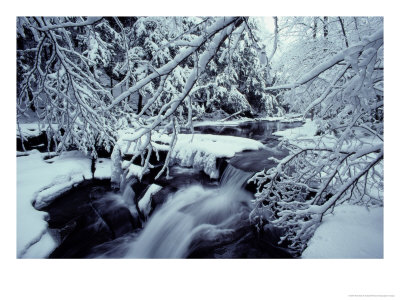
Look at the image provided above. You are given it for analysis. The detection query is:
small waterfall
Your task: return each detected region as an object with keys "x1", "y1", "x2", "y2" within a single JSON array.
[
  {"x1": 121, "y1": 180, "x2": 135, "y2": 207},
  {"x1": 220, "y1": 163, "x2": 253, "y2": 188},
  {"x1": 123, "y1": 164, "x2": 254, "y2": 258},
  {"x1": 117, "y1": 176, "x2": 141, "y2": 220},
  {"x1": 117, "y1": 174, "x2": 138, "y2": 206}
]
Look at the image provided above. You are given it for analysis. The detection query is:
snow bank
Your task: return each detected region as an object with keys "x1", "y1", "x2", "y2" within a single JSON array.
[
  {"x1": 301, "y1": 204, "x2": 383, "y2": 258},
  {"x1": 17, "y1": 150, "x2": 94, "y2": 258},
  {"x1": 193, "y1": 117, "x2": 253, "y2": 127},
  {"x1": 167, "y1": 134, "x2": 264, "y2": 178},
  {"x1": 20, "y1": 231, "x2": 57, "y2": 259},
  {"x1": 17, "y1": 123, "x2": 58, "y2": 139},
  {"x1": 118, "y1": 131, "x2": 264, "y2": 179},
  {"x1": 193, "y1": 114, "x2": 303, "y2": 127},
  {"x1": 273, "y1": 119, "x2": 382, "y2": 153},
  {"x1": 273, "y1": 118, "x2": 318, "y2": 139},
  {"x1": 94, "y1": 158, "x2": 112, "y2": 179},
  {"x1": 34, "y1": 173, "x2": 87, "y2": 209},
  {"x1": 172, "y1": 133, "x2": 263, "y2": 159}
]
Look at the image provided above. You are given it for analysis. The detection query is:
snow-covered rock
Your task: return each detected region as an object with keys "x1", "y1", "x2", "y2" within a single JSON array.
[
  {"x1": 17, "y1": 150, "x2": 93, "y2": 258},
  {"x1": 138, "y1": 184, "x2": 163, "y2": 218},
  {"x1": 126, "y1": 164, "x2": 149, "y2": 180},
  {"x1": 169, "y1": 134, "x2": 264, "y2": 178},
  {"x1": 117, "y1": 131, "x2": 264, "y2": 179}
]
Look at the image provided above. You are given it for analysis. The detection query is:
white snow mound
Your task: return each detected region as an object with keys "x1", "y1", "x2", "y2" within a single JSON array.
[
  {"x1": 17, "y1": 150, "x2": 99, "y2": 258},
  {"x1": 302, "y1": 204, "x2": 383, "y2": 258}
]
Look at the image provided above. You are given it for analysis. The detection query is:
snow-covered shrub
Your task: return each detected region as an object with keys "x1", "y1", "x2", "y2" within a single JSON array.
[{"x1": 251, "y1": 25, "x2": 384, "y2": 255}]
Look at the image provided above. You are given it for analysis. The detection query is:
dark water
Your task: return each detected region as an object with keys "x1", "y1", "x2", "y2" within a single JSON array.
[
  {"x1": 193, "y1": 120, "x2": 303, "y2": 147},
  {"x1": 42, "y1": 168, "x2": 280, "y2": 258},
  {"x1": 42, "y1": 120, "x2": 302, "y2": 258},
  {"x1": 42, "y1": 179, "x2": 140, "y2": 258},
  {"x1": 194, "y1": 120, "x2": 302, "y2": 173}
]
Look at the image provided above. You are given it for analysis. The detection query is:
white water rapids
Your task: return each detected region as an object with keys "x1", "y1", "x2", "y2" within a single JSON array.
[{"x1": 123, "y1": 164, "x2": 253, "y2": 258}]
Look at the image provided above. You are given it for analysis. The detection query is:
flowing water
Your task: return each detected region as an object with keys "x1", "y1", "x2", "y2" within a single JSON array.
[
  {"x1": 43, "y1": 120, "x2": 302, "y2": 258},
  {"x1": 87, "y1": 163, "x2": 291, "y2": 258},
  {"x1": 122, "y1": 165, "x2": 253, "y2": 258}
]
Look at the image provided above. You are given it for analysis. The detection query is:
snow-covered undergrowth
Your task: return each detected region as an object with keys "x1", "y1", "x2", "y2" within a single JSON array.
[
  {"x1": 301, "y1": 204, "x2": 383, "y2": 258},
  {"x1": 274, "y1": 118, "x2": 382, "y2": 154},
  {"x1": 267, "y1": 119, "x2": 383, "y2": 258},
  {"x1": 117, "y1": 131, "x2": 264, "y2": 179},
  {"x1": 17, "y1": 150, "x2": 111, "y2": 258}
]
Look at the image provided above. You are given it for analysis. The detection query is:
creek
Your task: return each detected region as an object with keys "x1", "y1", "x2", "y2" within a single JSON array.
[{"x1": 41, "y1": 120, "x2": 302, "y2": 258}]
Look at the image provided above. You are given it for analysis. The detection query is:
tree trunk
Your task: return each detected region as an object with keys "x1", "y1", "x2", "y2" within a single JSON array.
[
  {"x1": 323, "y1": 17, "x2": 328, "y2": 38},
  {"x1": 138, "y1": 93, "x2": 143, "y2": 114},
  {"x1": 338, "y1": 17, "x2": 349, "y2": 47},
  {"x1": 269, "y1": 17, "x2": 278, "y2": 61},
  {"x1": 354, "y1": 17, "x2": 361, "y2": 41},
  {"x1": 110, "y1": 74, "x2": 113, "y2": 96},
  {"x1": 313, "y1": 17, "x2": 317, "y2": 39},
  {"x1": 91, "y1": 156, "x2": 96, "y2": 179}
]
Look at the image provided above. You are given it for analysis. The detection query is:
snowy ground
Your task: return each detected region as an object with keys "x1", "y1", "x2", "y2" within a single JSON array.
[
  {"x1": 17, "y1": 123, "x2": 58, "y2": 139},
  {"x1": 301, "y1": 204, "x2": 383, "y2": 258},
  {"x1": 274, "y1": 119, "x2": 384, "y2": 259},
  {"x1": 18, "y1": 127, "x2": 263, "y2": 258},
  {"x1": 17, "y1": 150, "x2": 111, "y2": 258},
  {"x1": 17, "y1": 118, "x2": 383, "y2": 259},
  {"x1": 273, "y1": 118, "x2": 318, "y2": 139}
]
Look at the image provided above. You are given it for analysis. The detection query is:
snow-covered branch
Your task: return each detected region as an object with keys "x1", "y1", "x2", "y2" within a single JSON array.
[
  {"x1": 266, "y1": 29, "x2": 383, "y2": 91},
  {"x1": 251, "y1": 23, "x2": 384, "y2": 255},
  {"x1": 106, "y1": 17, "x2": 242, "y2": 110},
  {"x1": 33, "y1": 17, "x2": 103, "y2": 32}
]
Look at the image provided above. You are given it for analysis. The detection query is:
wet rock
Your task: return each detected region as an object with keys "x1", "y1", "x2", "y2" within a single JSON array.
[
  {"x1": 43, "y1": 179, "x2": 140, "y2": 258},
  {"x1": 91, "y1": 198, "x2": 139, "y2": 239},
  {"x1": 187, "y1": 224, "x2": 293, "y2": 259},
  {"x1": 49, "y1": 212, "x2": 113, "y2": 258}
]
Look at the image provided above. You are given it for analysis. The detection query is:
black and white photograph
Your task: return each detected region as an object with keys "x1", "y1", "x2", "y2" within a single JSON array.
[{"x1": 3, "y1": 1, "x2": 398, "y2": 299}]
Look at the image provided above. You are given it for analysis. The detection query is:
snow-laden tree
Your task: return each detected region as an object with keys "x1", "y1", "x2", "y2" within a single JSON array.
[
  {"x1": 19, "y1": 17, "x2": 273, "y2": 177},
  {"x1": 17, "y1": 16, "x2": 384, "y2": 256},
  {"x1": 189, "y1": 17, "x2": 284, "y2": 118},
  {"x1": 17, "y1": 17, "x2": 119, "y2": 156},
  {"x1": 250, "y1": 18, "x2": 383, "y2": 255}
]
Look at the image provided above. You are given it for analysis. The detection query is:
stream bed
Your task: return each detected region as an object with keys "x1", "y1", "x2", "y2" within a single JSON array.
[{"x1": 39, "y1": 120, "x2": 303, "y2": 258}]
